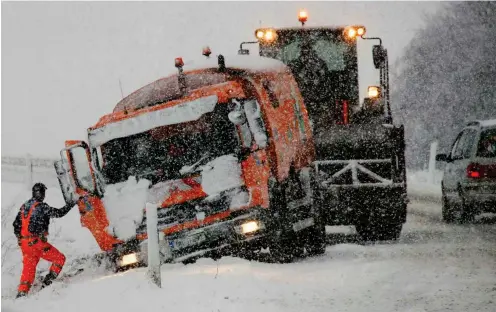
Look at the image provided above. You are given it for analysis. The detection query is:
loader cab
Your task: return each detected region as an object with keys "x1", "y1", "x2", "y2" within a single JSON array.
[{"x1": 251, "y1": 21, "x2": 391, "y2": 128}]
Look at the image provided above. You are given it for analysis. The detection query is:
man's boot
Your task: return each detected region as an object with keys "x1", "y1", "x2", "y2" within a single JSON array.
[
  {"x1": 15, "y1": 291, "x2": 28, "y2": 299},
  {"x1": 40, "y1": 271, "x2": 58, "y2": 289}
]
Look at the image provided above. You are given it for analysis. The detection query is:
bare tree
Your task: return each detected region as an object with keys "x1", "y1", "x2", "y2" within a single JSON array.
[{"x1": 392, "y1": 2, "x2": 496, "y2": 168}]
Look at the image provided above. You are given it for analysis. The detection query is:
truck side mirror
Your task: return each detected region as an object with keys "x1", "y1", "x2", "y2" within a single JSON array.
[{"x1": 372, "y1": 45, "x2": 385, "y2": 69}]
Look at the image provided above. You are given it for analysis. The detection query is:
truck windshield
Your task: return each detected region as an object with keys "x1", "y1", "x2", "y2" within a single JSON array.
[{"x1": 98, "y1": 105, "x2": 238, "y2": 185}]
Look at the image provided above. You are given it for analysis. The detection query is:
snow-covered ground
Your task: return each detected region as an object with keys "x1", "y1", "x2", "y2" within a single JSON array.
[
  {"x1": 406, "y1": 169, "x2": 443, "y2": 203},
  {"x1": 2, "y1": 170, "x2": 495, "y2": 311}
]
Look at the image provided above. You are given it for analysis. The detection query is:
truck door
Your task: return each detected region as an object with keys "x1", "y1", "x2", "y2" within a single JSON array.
[{"x1": 56, "y1": 140, "x2": 121, "y2": 251}]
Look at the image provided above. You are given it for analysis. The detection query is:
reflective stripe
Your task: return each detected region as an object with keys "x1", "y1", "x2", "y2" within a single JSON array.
[
  {"x1": 53, "y1": 263, "x2": 63, "y2": 269},
  {"x1": 20, "y1": 281, "x2": 31, "y2": 286}
]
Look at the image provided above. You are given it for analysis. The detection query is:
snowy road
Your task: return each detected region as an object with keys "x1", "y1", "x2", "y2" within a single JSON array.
[{"x1": 3, "y1": 199, "x2": 495, "y2": 312}]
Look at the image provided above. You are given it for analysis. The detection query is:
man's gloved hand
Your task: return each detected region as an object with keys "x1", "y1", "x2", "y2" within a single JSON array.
[{"x1": 16, "y1": 236, "x2": 21, "y2": 247}]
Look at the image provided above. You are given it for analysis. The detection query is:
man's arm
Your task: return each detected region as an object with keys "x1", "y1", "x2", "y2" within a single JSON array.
[{"x1": 45, "y1": 201, "x2": 78, "y2": 218}]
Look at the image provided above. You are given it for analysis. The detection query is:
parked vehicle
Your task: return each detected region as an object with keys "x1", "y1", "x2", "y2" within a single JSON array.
[{"x1": 436, "y1": 119, "x2": 496, "y2": 223}]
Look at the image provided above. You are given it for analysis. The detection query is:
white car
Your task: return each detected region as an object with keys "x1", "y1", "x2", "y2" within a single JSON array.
[{"x1": 436, "y1": 119, "x2": 496, "y2": 223}]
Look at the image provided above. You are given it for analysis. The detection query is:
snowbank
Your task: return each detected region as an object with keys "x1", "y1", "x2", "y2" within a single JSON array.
[{"x1": 103, "y1": 176, "x2": 151, "y2": 240}]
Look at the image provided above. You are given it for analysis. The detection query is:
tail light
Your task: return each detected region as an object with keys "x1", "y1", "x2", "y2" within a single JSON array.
[{"x1": 467, "y1": 163, "x2": 496, "y2": 179}]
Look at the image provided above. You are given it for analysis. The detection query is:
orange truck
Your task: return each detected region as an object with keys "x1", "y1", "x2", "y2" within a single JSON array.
[{"x1": 54, "y1": 52, "x2": 327, "y2": 268}]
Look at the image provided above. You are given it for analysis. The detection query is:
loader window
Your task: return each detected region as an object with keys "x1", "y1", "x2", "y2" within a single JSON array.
[{"x1": 312, "y1": 39, "x2": 347, "y2": 71}]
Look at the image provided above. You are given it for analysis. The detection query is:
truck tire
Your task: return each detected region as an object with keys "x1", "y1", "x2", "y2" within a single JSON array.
[
  {"x1": 305, "y1": 222, "x2": 326, "y2": 256},
  {"x1": 304, "y1": 167, "x2": 326, "y2": 256},
  {"x1": 267, "y1": 177, "x2": 297, "y2": 263}
]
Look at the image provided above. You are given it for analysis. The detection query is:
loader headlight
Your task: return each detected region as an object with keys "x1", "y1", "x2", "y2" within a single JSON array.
[
  {"x1": 119, "y1": 253, "x2": 138, "y2": 266},
  {"x1": 367, "y1": 86, "x2": 381, "y2": 98}
]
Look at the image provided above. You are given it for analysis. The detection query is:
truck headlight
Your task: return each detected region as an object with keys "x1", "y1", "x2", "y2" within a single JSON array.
[
  {"x1": 239, "y1": 221, "x2": 263, "y2": 235},
  {"x1": 119, "y1": 253, "x2": 138, "y2": 266}
]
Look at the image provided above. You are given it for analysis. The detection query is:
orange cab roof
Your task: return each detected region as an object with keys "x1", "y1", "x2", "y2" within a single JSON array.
[{"x1": 112, "y1": 55, "x2": 288, "y2": 114}]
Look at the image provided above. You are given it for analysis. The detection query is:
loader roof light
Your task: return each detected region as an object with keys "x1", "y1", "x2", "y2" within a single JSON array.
[
  {"x1": 347, "y1": 28, "x2": 357, "y2": 38},
  {"x1": 264, "y1": 29, "x2": 275, "y2": 41},
  {"x1": 255, "y1": 28, "x2": 277, "y2": 42},
  {"x1": 344, "y1": 25, "x2": 366, "y2": 39},
  {"x1": 298, "y1": 9, "x2": 308, "y2": 25},
  {"x1": 368, "y1": 86, "x2": 381, "y2": 98}
]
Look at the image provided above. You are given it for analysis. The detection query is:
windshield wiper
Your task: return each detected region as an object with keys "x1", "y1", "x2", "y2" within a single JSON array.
[{"x1": 179, "y1": 152, "x2": 213, "y2": 176}]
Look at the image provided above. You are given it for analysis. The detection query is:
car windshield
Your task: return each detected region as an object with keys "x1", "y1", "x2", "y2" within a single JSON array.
[
  {"x1": 477, "y1": 128, "x2": 496, "y2": 158},
  {"x1": 97, "y1": 105, "x2": 238, "y2": 185}
]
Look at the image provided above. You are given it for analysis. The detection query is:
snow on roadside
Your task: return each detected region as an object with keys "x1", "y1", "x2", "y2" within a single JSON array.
[
  {"x1": 406, "y1": 169, "x2": 443, "y2": 202},
  {"x1": 4, "y1": 228, "x2": 496, "y2": 312}
]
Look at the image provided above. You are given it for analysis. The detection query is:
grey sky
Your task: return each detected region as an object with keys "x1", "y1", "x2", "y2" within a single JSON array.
[{"x1": 2, "y1": 1, "x2": 441, "y2": 158}]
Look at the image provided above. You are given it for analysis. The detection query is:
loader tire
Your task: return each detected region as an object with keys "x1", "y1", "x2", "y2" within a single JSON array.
[
  {"x1": 267, "y1": 177, "x2": 298, "y2": 263},
  {"x1": 305, "y1": 167, "x2": 326, "y2": 256}
]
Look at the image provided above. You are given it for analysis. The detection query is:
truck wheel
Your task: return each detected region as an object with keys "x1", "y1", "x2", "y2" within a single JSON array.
[
  {"x1": 305, "y1": 168, "x2": 326, "y2": 256},
  {"x1": 267, "y1": 177, "x2": 299, "y2": 263},
  {"x1": 269, "y1": 231, "x2": 303, "y2": 263},
  {"x1": 305, "y1": 222, "x2": 326, "y2": 256}
]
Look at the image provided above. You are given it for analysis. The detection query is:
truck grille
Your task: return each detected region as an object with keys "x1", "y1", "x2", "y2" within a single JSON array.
[{"x1": 136, "y1": 193, "x2": 230, "y2": 235}]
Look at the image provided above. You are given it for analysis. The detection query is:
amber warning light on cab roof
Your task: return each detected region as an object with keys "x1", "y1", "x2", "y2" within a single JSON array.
[{"x1": 298, "y1": 9, "x2": 308, "y2": 26}]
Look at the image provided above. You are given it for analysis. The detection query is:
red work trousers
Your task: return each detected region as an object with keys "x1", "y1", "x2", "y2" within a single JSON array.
[{"x1": 18, "y1": 239, "x2": 66, "y2": 293}]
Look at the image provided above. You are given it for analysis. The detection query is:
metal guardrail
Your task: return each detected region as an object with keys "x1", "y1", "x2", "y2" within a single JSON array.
[
  {"x1": 1, "y1": 156, "x2": 56, "y2": 168},
  {"x1": 2, "y1": 155, "x2": 59, "y2": 187}
]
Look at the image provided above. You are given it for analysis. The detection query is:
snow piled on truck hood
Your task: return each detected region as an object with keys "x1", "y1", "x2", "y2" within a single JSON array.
[
  {"x1": 200, "y1": 155, "x2": 244, "y2": 196},
  {"x1": 103, "y1": 176, "x2": 151, "y2": 240},
  {"x1": 101, "y1": 155, "x2": 243, "y2": 241}
]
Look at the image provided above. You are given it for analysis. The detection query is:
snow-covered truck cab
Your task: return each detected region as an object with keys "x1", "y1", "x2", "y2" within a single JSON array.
[{"x1": 54, "y1": 53, "x2": 325, "y2": 268}]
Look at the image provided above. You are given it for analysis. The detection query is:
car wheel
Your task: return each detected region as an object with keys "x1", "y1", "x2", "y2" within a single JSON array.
[
  {"x1": 459, "y1": 191, "x2": 476, "y2": 224},
  {"x1": 442, "y1": 186, "x2": 456, "y2": 223}
]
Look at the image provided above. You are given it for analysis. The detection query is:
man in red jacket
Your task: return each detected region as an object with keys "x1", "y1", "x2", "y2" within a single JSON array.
[{"x1": 13, "y1": 183, "x2": 81, "y2": 298}]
